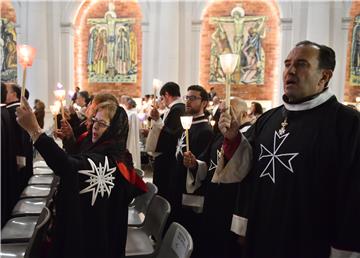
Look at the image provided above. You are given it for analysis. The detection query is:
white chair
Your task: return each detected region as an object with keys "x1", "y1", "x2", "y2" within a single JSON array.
[
  {"x1": 128, "y1": 182, "x2": 158, "y2": 227},
  {"x1": 33, "y1": 167, "x2": 53, "y2": 175},
  {"x1": 32, "y1": 161, "x2": 48, "y2": 169},
  {"x1": 28, "y1": 175, "x2": 54, "y2": 185},
  {"x1": 11, "y1": 198, "x2": 47, "y2": 217},
  {"x1": 156, "y1": 222, "x2": 193, "y2": 258},
  {"x1": 1, "y1": 216, "x2": 39, "y2": 243},
  {"x1": 126, "y1": 195, "x2": 171, "y2": 257},
  {"x1": 134, "y1": 168, "x2": 145, "y2": 178},
  {"x1": 20, "y1": 185, "x2": 51, "y2": 199}
]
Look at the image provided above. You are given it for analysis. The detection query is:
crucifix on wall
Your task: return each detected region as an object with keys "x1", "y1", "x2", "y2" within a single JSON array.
[
  {"x1": 87, "y1": 2, "x2": 137, "y2": 83},
  {"x1": 209, "y1": 4, "x2": 266, "y2": 85}
]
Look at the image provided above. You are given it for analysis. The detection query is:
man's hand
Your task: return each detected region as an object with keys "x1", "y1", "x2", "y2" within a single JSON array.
[
  {"x1": 15, "y1": 96, "x2": 41, "y2": 133},
  {"x1": 59, "y1": 119, "x2": 74, "y2": 140},
  {"x1": 183, "y1": 151, "x2": 198, "y2": 169},
  {"x1": 218, "y1": 108, "x2": 241, "y2": 141},
  {"x1": 149, "y1": 107, "x2": 160, "y2": 121}
]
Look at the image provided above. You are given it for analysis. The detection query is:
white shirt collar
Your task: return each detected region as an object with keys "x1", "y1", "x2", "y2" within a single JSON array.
[
  {"x1": 284, "y1": 89, "x2": 334, "y2": 111},
  {"x1": 168, "y1": 98, "x2": 183, "y2": 108}
]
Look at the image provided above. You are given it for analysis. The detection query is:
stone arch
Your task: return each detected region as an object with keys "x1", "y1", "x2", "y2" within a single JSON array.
[
  {"x1": 73, "y1": 0, "x2": 143, "y2": 99},
  {"x1": 200, "y1": 0, "x2": 280, "y2": 104},
  {"x1": 345, "y1": 2, "x2": 360, "y2": 103}
]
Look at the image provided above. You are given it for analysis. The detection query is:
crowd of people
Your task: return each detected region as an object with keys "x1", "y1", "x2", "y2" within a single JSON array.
[{"x1": 1, "y1": 40, "x2": 360, "y2": 258}]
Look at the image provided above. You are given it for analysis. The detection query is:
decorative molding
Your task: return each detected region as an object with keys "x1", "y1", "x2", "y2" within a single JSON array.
[
  {"x1": 342, "y1": 17, "x2": 351, "y2": 30},
  {"x1": 281, "y1": 17, "x2": 292, "y2": 30}
]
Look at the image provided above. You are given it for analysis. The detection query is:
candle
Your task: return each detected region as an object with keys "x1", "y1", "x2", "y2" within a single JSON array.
[
  {"x1": 17, "y1": 45, "x2": 36, "y2": 106},
  {"x1": 50, "y1": 104, "x2": 59, "y2": 130},
  {"x1": 180, "y1": 116, "x2": 193, "y2": 152},
  {"x1": 54, "y1": 83, "x2": 66, "y2": 119},
  {"x1": 219, "y1": 53, "x2": 239, "y2": 113},
  {"x1": 153, "y1": 79, "x2": 162, "y2": 106}
]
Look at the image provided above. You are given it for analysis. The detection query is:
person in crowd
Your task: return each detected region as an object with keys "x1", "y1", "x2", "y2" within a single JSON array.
[
  {"x1": 33, "y1": 99, "x2": 45, "y2": 129},
  {"x1": 248, "y1": 101, "x2": 263, "y2": 124},
  {"x1": 201, "y1": 98, "x2": 252, "y2": 258},
  {"x1": 125, "y1": 97, "x2": 141, "y2": 169},
  {"x1": 5, "y1": 84, "x2": 33, "y2": 199},
  {"x1": 71, "y1": 86, "x2": 80, "y2": 104},
  {"x1": 173, "y1": 85, "x2": 214, "y2": 258},
  {"x1": 1, "y1": 82, "x2": 17, "y2": 227},
  {"x1": 16, "y1": 97, "x2": 147, "y2": 258},
  {"x1": 218, "y1": 40, "x2": 360, "y2": 257},
  {"x1": 145, "y1": 82, "x2": 185, "y2": 200},
  {"x1": 208, "y1": 86, "x2": 217, "y2": 101},
  {"x1": 75, "y1": 90, "x2": 91, "y2": 120}
]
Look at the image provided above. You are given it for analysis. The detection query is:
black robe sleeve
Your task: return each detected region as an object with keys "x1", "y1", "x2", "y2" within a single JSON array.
[{"x1": 155, "y1": 103, "x2": 185, "y2": 153}]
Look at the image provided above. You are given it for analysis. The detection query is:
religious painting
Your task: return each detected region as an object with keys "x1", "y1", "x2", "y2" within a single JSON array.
[
  {"x1": 1, "y1": 18, "x2": 17, "y2": 82},
  {"x1": 350, "y1": 15, "x2": 360, "y2": 86},
  {"x1": 87, "y1": 4, "x2": 137, "y2": 83},
  {"x1": 209, "y1": 5, "x2": 266, "y2": 85}
]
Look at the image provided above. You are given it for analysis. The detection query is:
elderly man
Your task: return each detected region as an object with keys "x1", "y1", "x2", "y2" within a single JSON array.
[{"x1": 218, "y1": 41, "x2": 360, "y2": 257}]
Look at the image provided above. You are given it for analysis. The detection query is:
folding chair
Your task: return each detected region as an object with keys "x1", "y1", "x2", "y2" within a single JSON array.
[
  {"x1": 0, "y1": 207, "x2": 51, "y2": 258},
  {"x1": 126, "y1": 195, "x2": 171, "y2": 257},
  {"x1": 128, "y1": 182, "x2": 158, "y2": 227},
  {"x1": 156, "y1": 222, "x2": 193, "y2": 258}
]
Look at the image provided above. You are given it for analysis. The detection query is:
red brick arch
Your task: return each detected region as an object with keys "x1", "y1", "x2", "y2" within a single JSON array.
[
  {"x1": 73, "y1": 0, "x2": 142, "y2": 99},
  {"x1": 200, "y1": 0, "x2": 280, "y2": 101},
  {"x1": 344, "y1": 2, "x2": 360, "y2": 102}
]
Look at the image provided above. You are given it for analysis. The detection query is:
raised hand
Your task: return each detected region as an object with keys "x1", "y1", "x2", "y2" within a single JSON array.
[
  {"x1": 218, "y1": 105, "x2": 241, "y2": 141},
  {"x1": 15, "y1": 96, "x2": 41, "y2": 133}
]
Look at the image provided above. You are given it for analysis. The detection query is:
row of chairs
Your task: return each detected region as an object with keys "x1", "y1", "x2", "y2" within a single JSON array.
[
  {"x1": 1, "y1": 161, "x2": 58, "y2": 258},
  {"x1": 126, "y1": 194, "x2": 193, "y2": 258},
  {"x1": 1, "y1": 161, "x2": 194, "y2": 258}
]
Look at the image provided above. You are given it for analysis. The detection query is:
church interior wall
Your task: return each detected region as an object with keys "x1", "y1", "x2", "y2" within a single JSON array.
[{"x1": 2, "y1": 0, "x2": 359, "y2": 112}]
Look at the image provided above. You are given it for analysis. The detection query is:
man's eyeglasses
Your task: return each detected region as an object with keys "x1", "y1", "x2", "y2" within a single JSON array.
[
  {"x1": 91, "y1": 117, "x2": 110, "y2": 128},
  {"x1": 183, "y1": 95, "x2": 202, "y2": 102}
]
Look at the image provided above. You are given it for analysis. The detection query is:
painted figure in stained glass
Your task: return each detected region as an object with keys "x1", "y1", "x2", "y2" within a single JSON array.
[
  {"x1": 209, "y1": 5, "x2": 266, "y2": 85},
  {"x1": 350, "y1": 15, "x2": 360, "y2": 85},
  {"x1": 115, "y1": 26, "x2": 130, "y2": 75},
  {"x1": 1, "y1": 18, "x2": 17, "y2": 82}
]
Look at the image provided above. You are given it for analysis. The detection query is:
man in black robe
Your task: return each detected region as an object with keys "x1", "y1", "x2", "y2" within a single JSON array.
[
  {"x1": 5, "y1": 84, "x2": 33, "y2": 200},
  {"x1": 1, "y1": 82, "x2": 17, "y2": 227},
  {"x1": 145, "y1": 82, "x2": 185, "y2": 201},
  {"x1": 219, "y1": 41, "x2": 360, "y2": 257},
  {"x1": 172, "y1": 85, "x2": 214, "y2": 258}
]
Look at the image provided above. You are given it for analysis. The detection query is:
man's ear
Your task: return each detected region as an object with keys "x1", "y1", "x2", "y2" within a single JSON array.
[{"x1": 319, "y1": 69, "x2": 333, "y2": 87}]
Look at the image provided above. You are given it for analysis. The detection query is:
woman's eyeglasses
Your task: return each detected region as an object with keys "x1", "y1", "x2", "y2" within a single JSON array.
[{"x1": 91, "y1": 117, "x2": 110, "y2": 128}]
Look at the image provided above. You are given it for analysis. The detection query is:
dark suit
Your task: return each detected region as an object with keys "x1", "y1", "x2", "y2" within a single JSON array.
[{"x1": 153, "y1": 102, "x2": 185, "y2": 200}]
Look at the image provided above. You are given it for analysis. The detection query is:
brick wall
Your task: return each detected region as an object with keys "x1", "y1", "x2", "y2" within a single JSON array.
[
  {"x1": 200, "y1": 0, "x2": 280, "y2": 101},
  {"x1": 74, "y1": 0, "x2": 142, "y2": 100},
  {"x1": 0, "y1": 0, "x2": 16, "y2": 23},
  {"x1": 344, "y1": 2, "x2": 360, "y2": 102}
]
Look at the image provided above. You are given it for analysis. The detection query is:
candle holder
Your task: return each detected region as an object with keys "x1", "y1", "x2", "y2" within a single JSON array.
[
  {"x1": 180, "y1": 116, "x2": 193, "y2": 152},
  {"x1": 219, "y1": 53, "x2": 239, "y2": 114},
  {"x1": 17, "y1": 45, "x2": 36, "y2": 106}
]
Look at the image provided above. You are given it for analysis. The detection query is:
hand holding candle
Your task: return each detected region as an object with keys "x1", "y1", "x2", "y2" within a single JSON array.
[{"x1": 180, "y1": 116, "x2": 193, "y2": 152}]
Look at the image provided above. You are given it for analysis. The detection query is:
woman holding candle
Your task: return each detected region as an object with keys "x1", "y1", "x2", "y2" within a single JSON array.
[{"x1": 16, "y1": 97, "x2": 147, "y2": 258}]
